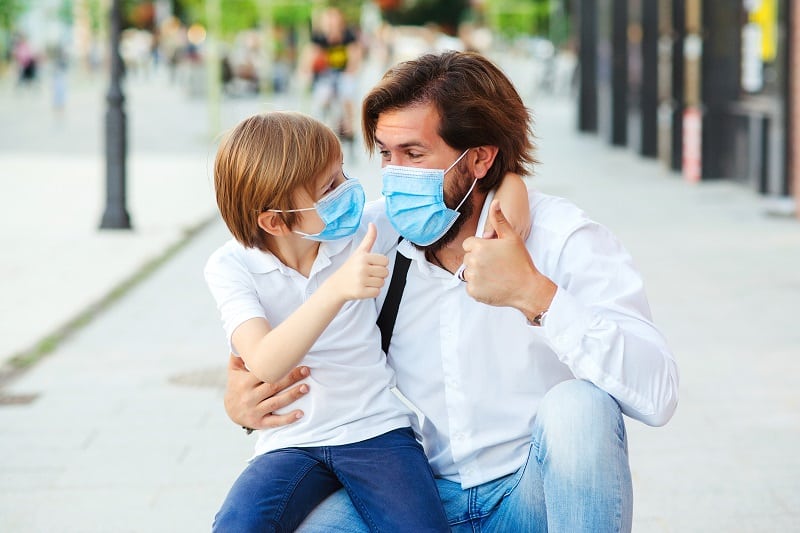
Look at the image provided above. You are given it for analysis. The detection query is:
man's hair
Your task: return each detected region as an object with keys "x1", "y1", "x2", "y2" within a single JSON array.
[
  {"x1": 214, "y1": 111, "x2": 340, "y2": 251},
  {"x1": 362, "y1": 50, "x2": 536, "y2": 191}
]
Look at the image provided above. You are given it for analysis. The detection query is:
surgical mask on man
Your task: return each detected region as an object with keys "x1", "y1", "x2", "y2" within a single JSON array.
[
  {"x1": 381, "y1": 150, "x2": 476, "y2": 246},
  {"x1": 269, "y1": 174, "x2": 365, "y2": 242}
]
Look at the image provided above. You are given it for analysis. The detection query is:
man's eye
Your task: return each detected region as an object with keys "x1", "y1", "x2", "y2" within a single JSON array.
[
  {"x1": 407, "y1": 152, "x2": 422, "y2": 160},
  {"x1": 379, "y1": 150, "x2": 391, "y2": 160}
]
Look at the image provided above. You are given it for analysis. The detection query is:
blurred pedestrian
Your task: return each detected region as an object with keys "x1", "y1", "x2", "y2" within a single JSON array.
[
  {"x1": 51, "y1": 44, "x2": 68, "y2": 116},
  {"x1": 12, "y1": 34, "x2": 38, "y2": 88},
  {"x1": 301, "y1": 7, "x2": 362, "y2": 143}
]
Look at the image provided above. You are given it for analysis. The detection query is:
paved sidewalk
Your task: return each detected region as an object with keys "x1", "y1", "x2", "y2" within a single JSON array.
[{"x1": 1, "y1": 58, "x2": 799, "y2": 531}]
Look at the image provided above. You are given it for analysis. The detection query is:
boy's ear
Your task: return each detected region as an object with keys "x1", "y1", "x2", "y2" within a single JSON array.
[
  {"x1": 470, "y1": 145, "x2": 499, "y2": 179},
  {"x1": 257, "y1": 211, "x2": 291, "y2": 236}
]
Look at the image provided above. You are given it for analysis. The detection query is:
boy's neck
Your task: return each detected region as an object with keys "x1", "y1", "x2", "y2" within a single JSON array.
[{"x1": 266, "y1": 236, "x2": 320, "y2": 278}]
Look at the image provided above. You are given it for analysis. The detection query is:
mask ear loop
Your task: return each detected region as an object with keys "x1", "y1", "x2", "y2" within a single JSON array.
[
  {"x1": 454, "y1": 178, "x2": 478, "y2": 212},
  {"x1": 446, "y1": 149, "x2": 476, "y2": 212}
]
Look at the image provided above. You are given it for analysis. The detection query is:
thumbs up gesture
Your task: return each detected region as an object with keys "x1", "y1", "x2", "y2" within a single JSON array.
[
  {"x1": 329, "y1": 223, "x2": 389, "y2": 301},
  {"x1": 462, "y1": 200, "x2": 555, "y2": 313}
]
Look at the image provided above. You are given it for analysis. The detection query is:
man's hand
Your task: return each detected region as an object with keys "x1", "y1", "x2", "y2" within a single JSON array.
[
  {"x1": 327, "y1": 223, "x2": 389, "y2": 301},
  {"x1": 224, "y1": 354, "x2": 309, "y2": 430},
  {"x1": 462, "y1": 200, "x2": 556, "y2": 319}
]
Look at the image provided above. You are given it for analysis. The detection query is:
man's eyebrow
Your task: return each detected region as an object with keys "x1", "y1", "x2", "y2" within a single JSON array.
[{"x1": 375, "y1": 137, "x2": 427, "y2": 150}]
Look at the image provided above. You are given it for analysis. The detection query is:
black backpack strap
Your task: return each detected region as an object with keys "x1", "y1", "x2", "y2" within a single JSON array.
[{"x1": 377, "y1": 245, "x2": 411, "y2": 354}]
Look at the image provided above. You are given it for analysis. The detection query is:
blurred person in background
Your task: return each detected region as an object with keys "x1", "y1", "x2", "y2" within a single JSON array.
[
  {"x1": 12, "y1": 33, "x2": 38, "y2": 88},
  {"x1": 226, "y1": 50, "x2": 679, "y2": 532},
  {"x1": 300, "y1": 6, "x2": 362, "y2": 144}
]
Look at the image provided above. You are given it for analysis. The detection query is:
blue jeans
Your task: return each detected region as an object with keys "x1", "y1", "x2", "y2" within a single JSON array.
[
  {"x1": 213, "y1": 427, "x2": 449, "y2": 532},
  {"x1": 297, "y1": 380, "x2": 633, "y2": 532}
]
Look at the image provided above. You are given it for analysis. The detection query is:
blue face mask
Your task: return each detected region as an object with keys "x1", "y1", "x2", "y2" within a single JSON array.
[
  {"x1": 269, "y1": 174, "x2": 365, "y2": 242},
  {"x1": 381, "y1": 150, "x2": 476, "y2": 246}
]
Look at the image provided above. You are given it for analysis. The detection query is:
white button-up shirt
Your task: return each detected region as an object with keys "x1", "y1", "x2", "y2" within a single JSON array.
[{"x1": 378, "y1": 189, "x2": 679, "y2": 489}]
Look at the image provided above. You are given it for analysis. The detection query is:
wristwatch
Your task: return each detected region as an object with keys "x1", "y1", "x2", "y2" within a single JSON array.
[{"x1": 531, "y1": 309, "x2": 549, "y2": 327}]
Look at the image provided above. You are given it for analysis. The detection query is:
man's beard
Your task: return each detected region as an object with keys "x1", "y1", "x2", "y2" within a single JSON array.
[{"x1": 411, "y1": 163, "x2": 476, "y2": 256}]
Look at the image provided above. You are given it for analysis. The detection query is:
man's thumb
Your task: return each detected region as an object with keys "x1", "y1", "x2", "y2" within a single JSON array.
[
  {"x1": 357, "y1": 222, "x2": 377, "y2": 252},
  {"x1": 489, "y1": 199, "x2": 510, "y2": 238}
]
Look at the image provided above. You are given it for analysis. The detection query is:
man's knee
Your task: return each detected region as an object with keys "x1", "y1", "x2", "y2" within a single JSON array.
[{"x1": 534, "y1": 380, "x2": 626, "y2": 463}]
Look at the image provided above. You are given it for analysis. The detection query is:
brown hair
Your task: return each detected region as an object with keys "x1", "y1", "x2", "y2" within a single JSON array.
[
  {"x1": 362, "y1": 50, "x2": 536, "y2": 191},
  {"x1": 213, "y1": 111, "x2": 340, "y2": 251}
]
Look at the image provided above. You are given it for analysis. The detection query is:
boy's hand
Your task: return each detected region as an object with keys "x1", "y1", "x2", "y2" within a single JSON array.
[{"x1": 329, "y1": 223, "x2": 389, "y2": 300}]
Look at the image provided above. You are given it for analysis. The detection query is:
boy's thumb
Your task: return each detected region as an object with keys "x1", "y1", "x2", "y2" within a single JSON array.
[
  {"x1": 357, "y1": 222, "x2": 377, "y2": 252},
  {"x1": 489, "y1": 199, "x2": 510, "y2": 239}
]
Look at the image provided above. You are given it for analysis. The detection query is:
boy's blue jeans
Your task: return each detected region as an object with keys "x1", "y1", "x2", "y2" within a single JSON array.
[
  {"x1": 297, "y1": 380, "x2": 633, "y2": 532},
  {"x1": 213, "y1": 427, "x2": 449, "y2": 532}
]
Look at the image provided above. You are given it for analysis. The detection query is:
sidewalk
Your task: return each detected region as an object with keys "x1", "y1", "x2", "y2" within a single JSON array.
[{"x1": 1, "y1": 58, "x2": 799, "y2": 531}]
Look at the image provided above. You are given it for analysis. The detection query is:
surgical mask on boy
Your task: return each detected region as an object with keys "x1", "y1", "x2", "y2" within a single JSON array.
[
  {"x1": 269, "y1": 175, "x2": 365, "y2": 242},
  {"x1": 381, "y1": 150, "x2": 476, "y2": 246}
]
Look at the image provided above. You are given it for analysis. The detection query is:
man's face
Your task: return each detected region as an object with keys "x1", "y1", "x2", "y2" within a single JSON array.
[{"x1": 375, "y1": 103, "x2": 476, "y2": 251}]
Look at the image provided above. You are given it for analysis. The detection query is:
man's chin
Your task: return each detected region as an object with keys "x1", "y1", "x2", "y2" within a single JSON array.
[{"x1": 411, "y1": 212, "x2": 469, "y2": 255}]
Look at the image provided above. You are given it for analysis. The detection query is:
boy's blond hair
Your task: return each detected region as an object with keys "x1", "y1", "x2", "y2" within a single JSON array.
[{"x1": 214, "y1": 112, "x2": 341, "y2": 251}]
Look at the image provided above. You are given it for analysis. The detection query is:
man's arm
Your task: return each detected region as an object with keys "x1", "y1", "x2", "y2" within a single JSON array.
[
  {"x1": 225, "y1": 354, "x2": 309, "y2": 430},
  {"x1": 463, "y1": 199, "x2": 679, "y2": 427}
]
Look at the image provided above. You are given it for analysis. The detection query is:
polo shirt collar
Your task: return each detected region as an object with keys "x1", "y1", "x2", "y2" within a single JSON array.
[{"x1": 241, "y1": 237, "x2": 352, "y2": 274}]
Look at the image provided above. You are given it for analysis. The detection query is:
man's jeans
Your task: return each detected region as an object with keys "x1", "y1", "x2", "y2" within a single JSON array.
[{"x1": 297, "y1": 380, "x2": 633, "y2": 532}]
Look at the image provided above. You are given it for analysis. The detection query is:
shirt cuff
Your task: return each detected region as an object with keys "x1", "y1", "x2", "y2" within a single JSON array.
[{"x1": 539, "y1": 287, "x2": 593, "y2": 358}]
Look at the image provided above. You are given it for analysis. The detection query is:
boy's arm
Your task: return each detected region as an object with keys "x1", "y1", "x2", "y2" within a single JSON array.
[
  {"x1": 483, "y1": 172, "x2": 531, "y2": 240},
  {"x1": 233, "y1": 224, "x2": 388, "y2": 384}
]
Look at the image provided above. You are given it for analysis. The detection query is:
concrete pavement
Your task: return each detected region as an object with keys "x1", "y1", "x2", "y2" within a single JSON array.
[{"x1": 1, "y1": 55, "x2": 799, "y2": 532}]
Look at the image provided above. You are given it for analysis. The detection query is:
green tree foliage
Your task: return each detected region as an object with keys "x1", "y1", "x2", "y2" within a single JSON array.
[
  {"x1": 484, "y1": 0, "x2": 551, "y2": 38},
  {"x1": 176, "y1": 0, "x2": 312, "y2": 36},
  {"x1": 0, "y1": 0, "x2": 25, "y2": 32}
]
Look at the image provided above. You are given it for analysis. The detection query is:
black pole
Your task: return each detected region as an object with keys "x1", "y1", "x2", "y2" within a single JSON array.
[
  {"x1": 100, "y1": 0, "x2": 131, "y2": 230},
  {"x1": 577, "y1": 0, "x2": 598, "y2": 132}
]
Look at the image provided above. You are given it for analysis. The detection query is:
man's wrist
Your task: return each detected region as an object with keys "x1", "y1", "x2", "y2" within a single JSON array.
[
  {"x1": 520, "y1": 276, "x2": 557, "y2": 326},
  {"x1": 530, "y1": 309, "x2": 549, "y2": 327}
]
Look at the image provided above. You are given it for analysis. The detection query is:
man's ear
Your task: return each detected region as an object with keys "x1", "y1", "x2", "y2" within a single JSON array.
[
  {"x1": 470, "y1": 145, "x2": 499, "y2": 179},
  {"x1": 257, "y1": 211, "x2": 291, "y2": 236}
]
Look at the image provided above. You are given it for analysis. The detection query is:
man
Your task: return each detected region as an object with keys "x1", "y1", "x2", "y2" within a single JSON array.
[{"x1": 225, "y1": 50, "x2": 679, "y2": 531}]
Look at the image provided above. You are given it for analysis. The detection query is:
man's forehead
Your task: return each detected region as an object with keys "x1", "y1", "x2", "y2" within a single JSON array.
[{"x1": 375, "y1": 104, "x2": 439, "y2": 147}]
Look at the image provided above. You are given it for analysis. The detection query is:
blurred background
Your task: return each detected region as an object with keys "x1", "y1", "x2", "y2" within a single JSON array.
[
  {"x1": 1, "y1": 1, "x2": 797, "y2": 204},
  {"x1": 0, "y1": 1, "x2": 798, "y2": 532}
]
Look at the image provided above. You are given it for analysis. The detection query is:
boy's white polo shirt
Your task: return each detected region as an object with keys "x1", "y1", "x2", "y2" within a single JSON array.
[{"x1": 204, "y1": 203, "x2": 411, "y2": 457}]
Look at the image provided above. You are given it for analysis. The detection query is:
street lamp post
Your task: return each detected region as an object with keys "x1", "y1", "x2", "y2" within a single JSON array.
[{"x1": 100, "y1": 0, "x2": 131, "y2": 230}]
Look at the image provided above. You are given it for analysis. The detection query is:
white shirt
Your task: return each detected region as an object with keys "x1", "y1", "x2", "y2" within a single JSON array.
[
  {"x1": 204, "y1": 202, "x2": 411, "y2": 457},
  {"x1": 379, "y1": 189, "x2": 679, "y2": 489}
]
